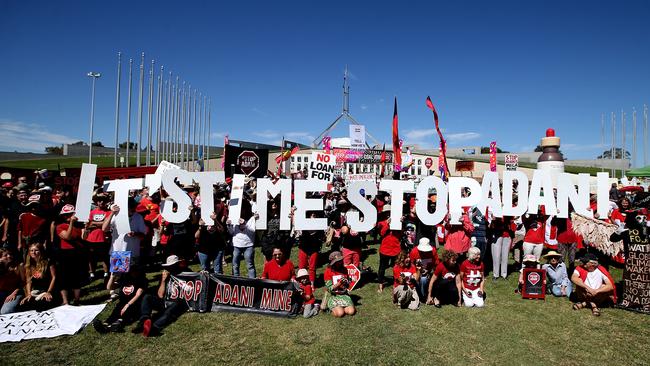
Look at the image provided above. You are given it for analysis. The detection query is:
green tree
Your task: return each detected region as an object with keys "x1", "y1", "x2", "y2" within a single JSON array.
[{"x1": 44, "y1": 146, "x2": 63, "y2": 155}]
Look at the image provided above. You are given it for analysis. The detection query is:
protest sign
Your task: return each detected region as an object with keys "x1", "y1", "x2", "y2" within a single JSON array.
[
  {"x1": 345, "y1": 264, "x2": 361, "y2": 290},
  {"x1": 521, "y1": 269, "x2": 546, "y2": 300},
  {"x1": 346, "y1": 173, "x2": 375, "y2": 182},
  {"x1": 619, "y1": 227, "x2": 650, "y2": 314},
  {"x1": 308, "y1": 152, "x2": 336, "y2": 182},
  {"x1": 109, "y1": 251, "x2": 131, "y2": 273},
  {"x1": 0, "y1": 304, "x2": 106, "y2": 343},
  {"x1": 505, "y1": 154, "x2": 519, "y2": 171},
  {"x1": 166, "y1": 272, "x2": 210, "y2": 312},
  {"x1": 349, "y1": 125, "x2": 366, "y2": 149},
  {"x1": 489, "y1": 141, "x2": 497, "y2": 172},
  {"x1": 224, "y1": 145, "x2": 269, "y2": 178}
]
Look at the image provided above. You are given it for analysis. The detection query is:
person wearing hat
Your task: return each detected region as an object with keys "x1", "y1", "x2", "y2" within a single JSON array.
[
  {"x1": 132, "y1": 255, "x2": 188, "y2": 337},
  {"x1": 296, "y1": 268, "x2": 319, "y2": 318},
  {"x1": 516, "y1": 254, "x2": 541, "y2": 293},
  {"x1": 85, "y1": 194, "x2": 111, "y2": 280},
  {"x1": 410, "y1": 237, "x2": 439, "y2": 299},
  {"x1": 54, "y1": 204, "x2": 84, "y2": 305},
  {"x1": 542, "y1": 251, "x2": 572, "y2": 298},
  {"x1": 571, "y1": 253, "x2": 616, "y2": 316},
  {"x1": 323, "y1": 251, "x2": 356, "y2": 318},
  {"x1": 17, "y1": 194, "x2": 47, "y2": 256}
]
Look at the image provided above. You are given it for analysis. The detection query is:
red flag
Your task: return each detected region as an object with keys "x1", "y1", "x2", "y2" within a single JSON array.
[
  {"x1": 392, "y1": 97, "x2": 401, "y2": 171},
  {"x1": 379, "y1": 143, "x2": 386, "y2": 178},
  {"x1": 426, "y1": 96, "x2": 450, "y2": 180}
]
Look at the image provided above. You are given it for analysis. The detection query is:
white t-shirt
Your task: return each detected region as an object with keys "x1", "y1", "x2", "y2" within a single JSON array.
[
  {"x1": 110, "y1": 213, "x2": 147, "y2": 257},
  {"x1": 584, "y1": 268, "x2": 607, "y2": 290}
]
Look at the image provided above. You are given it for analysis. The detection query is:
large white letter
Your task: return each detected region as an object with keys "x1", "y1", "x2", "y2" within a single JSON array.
[
  {"x1": 379, "y1": 179, "x2": 414, "y2": 230},
  {"x1": 193, "y1": 171, "x2": 225, "y2": 225},
  {"x1": 596, "y1": 172, "x2": 610, "y2": 218},
  {"x1": 346, "y1": 181, "x2": 377, "y2": 232},
  {"x1": 502, "y1": 171, "x2": 529, "y2": 217},
  {"x1": 557, "y1": 173, "x2": 592, "y2": 218},
  {"x1": 227, "y1": 174, "x2": 247, "y2": 223},
  {"x1": 256, "y1": 178, "x2": 292, "y2": 230},
  {"x1": 161, "y1": 169, "x2": 193, "y2": 223},
  {"x1": 74, "y1": 163, "x2": 97, "y2": 222},
  {"x1": 105, "y1": 178, "x2": 143, "y2": 235},
  {"x1": 478, "y1": 171, "x2": 503, "y2": 218},
  {"x1": 415, "y1": 176, "x2": 448, "y2": 226},
  {"x1": 528, "y1": 169, "x2": 557, "y2": 215},
  {"x1": 448, "y1": 177, "x2": 482, "y2": 224},
  {"x1": 294, "y1": 179, "x2": 327, "y2": 230}
]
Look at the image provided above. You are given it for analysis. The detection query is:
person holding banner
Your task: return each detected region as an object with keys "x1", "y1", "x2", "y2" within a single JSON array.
[
  {"x1": 323, "y1": 251, "x2": 356, "y2": 318},
  {"x1": 261, "y1": 247, "x2": 295, "y2": 281}
]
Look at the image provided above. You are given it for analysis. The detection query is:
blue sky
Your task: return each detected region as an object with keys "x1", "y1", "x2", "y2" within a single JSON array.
[{"x1": 1, "y1": 0, "x2": 649, "y2": 165}]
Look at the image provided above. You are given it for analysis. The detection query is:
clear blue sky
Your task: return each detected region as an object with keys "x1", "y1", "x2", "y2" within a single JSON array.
[{"x1": 1, "y1": 0, "x2": 649, "y2": 165}]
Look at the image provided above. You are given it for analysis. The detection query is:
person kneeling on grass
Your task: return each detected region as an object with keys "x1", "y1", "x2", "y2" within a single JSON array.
[
  {"x1": 459, "y1": 247, "x2": 485, "y2": 308},
  {"x1": 542, "y1": 250, "x2": 572, "y2": 298},
  {"x1": 426, "y1": 250, "x2": 462, "y2": 307},
  {"x1": 323, "y1": 251, "x2": 356, "y2": 318},
  {"x1": 570, "y1": 253, "x2": 616, "y2": 317},
  {"x1": 296, "y1": 268, "x2": 319, "y2": 318},
  {"x1": 132, "y1": 255, "x2": 189, "y2": 337},
  {"x1": 392, "y1": 250, "x2": 419, "y2": 310},
  {"x1": 93, "y1": 267, "x2": 147, "y2": 333}
]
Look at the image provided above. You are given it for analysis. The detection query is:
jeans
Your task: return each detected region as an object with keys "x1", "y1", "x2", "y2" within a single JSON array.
[
  {"x1": 551, "y1": 282, "x2": 573, "y2": 298},
  {"x1": 232, "y1": 246, "x2": 256, "y2": 278},
  {"x1": 106, "y1": 297, "x2": 141, "y2": 324},
  {"x1": 418, "y1": 275, "x2": 430, "y2": 301},
  {"x1": 198, "y1": 250, "x2": 225, "y2": 274},
  {"x1": 0, "y1": 294, "x2": 23, "y2": 314},
  {"x1": 492, "y1": 237, "x2": 511, "y2": 278},
  {"x1": 378, "y1": 253, "x2": 397, "y2": 285},
  {"x1": 139, "y1": 294, "x2": 188, "y2": 330}
]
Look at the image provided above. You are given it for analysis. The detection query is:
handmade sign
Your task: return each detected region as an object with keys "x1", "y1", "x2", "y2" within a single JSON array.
[
  {"x1": 346, "y1": 173, "x2": 376, "y2": 182},
  {"x1": 308, "y1": 152, "x2": 336, "y2": 182},
  {"x1": 522, "y1": 268, "x2": 546, "y2": 300},
  {"x1": 0, "y1": 304, "x2": 106, "y2": 343},
  {"x1": 505, "y1": 154, "x2": 519, "y2": 171},
  {"x1": 345, "y1": 264, "x2": 361, "y2": 290},
  {"x1": 349, "y1": 125, "x2": 366, "y2": 149},
  {"x1": 489, "y1": 141, "x2": 497, "y2": 172},
  {"x1": 166, "y1": 272, "x2": 210, "y2": 312},
  {"x1": 224, "y1": 145, "x2": 269, "y2": 178},
  {"x1": 109, "y1": 251, "x2": 131, "y2": 273},
  {"x1": 618, "y1": 226, "x2": 650, "y2": 314}
]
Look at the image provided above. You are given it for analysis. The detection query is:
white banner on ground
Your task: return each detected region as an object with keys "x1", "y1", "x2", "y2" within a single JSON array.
[
  {"x1": 349, "y1": 125, "x2": 366, "y2": 149},
  {"x1": 308, "y1": 152, "x2": 336, "y2": 182},
  {"x1": 0, "y1": 304, "x2": 106, "y2": 343}
]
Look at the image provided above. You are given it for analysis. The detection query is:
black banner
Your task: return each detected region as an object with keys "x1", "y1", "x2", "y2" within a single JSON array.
[
  {"x1": 224, "y1": 144, "x2": 269, "y2": 178},
  {"x1": 164, "y1": 272, "x2": 302, "y2": 317},
  {"x1": 620, "y1": 228, "x2": 650, "y2": 314},
  {"x1": 209, "y1": 274, "x2": 302, "y2": 317}
]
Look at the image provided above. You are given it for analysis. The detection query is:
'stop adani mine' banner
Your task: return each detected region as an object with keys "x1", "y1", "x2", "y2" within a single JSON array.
[{"x1": 166, "y1": 272, "x2": 302, "y2": 317}]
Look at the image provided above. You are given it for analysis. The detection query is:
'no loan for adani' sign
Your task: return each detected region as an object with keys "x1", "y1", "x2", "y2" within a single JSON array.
[{"x1": 308, "y1": 152, "x2": 336, "y2": 182}]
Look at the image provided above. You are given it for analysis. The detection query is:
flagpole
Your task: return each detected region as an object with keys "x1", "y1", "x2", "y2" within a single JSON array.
[
  {"x1": 174, "y1": 76, "x2": 179, "y2": 164},
  {"x1": 192, "y1": 89, "x2": 197, "y2": 170},
  {"x1": 611, "y1": 112, "x2": 615, "y2": 178},
  {"x1": 207, "y1": 97, "x2": 211, "y2": 171},
  {"x1": 644, "y1": 104, "x2": 648, "y2": 167},
  {"x1": 181, "y1": 82, "x2": 186, "y2": 167},
  {"x1": 600, "y1": 113, "x2": 604, "y2": 172},
  {"x1": 622, "y1": 109, "x2": 626, "y2": 176},
  {"x1": 186, "y1": 85, "x2": 192, "y2": 169},
  {"x1": 155, "y1": 66, "x2": 163, "y2": 165},
  {"x1": 165, "y1": 72, "x2": 172, "y2": 161},
  {"x1": 146, "y1": 59, "x2": 155, "y2": 166},
  {"x1": 125, "y1": 58, "x2": 133, "y2": 167},
  {"x1": 632, "y1": 107, "x2": 636, "y2": 169},
  {"x1": 203, "y1": 95, "x2": 208, "y2": 169},
  {"x1": 136, "y1": 52, "x2": 145, "y2": 167},
  {"x1": 113, "y1": 52, "x2": 122, "y2": 167}
]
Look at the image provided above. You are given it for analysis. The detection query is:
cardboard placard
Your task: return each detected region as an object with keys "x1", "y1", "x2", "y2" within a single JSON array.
[
  {"x1": 110, "y1": 251, "x2": 131, "y2": 273},
  {"x1": 522, "y1": 268, "x2": 546, "y2": 299},
  {"x1": 308, "y1": 152, "x2": 336, "y2": 182}
]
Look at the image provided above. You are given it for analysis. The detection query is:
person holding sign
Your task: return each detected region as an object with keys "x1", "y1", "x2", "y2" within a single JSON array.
[
  {"x1": 261, "y1": 247, "x2": 295, "y2": 281},
  {"x1": 54, "y1": 204, "x2": 84, "y2": 305},
  {"x1": 227, "y1": 214, "x2": 258, "y2": 278},
  {"x1": 571, "y1": 253, "x2": 616, "y2": 316},
  {"x1": 323, "y1": 251, "x2": 356, "y2": 318},
  {"x1": 459, "y1": 247, "x2": 485, "y2": 308}
]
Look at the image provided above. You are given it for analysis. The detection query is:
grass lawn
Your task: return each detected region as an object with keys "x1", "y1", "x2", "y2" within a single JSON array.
[{"x1": 2, "y1": 242, "x2": 649, "y2": 366}]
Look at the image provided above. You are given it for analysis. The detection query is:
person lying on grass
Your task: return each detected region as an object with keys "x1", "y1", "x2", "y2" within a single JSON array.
[
  {"x1": 459, "y1": 247, "x2": 485, "y2": 308},
  {"x1": 93, "y1": 267, "x2": 147, "y2": 333},
  {"x1": 323, "y1": 251, "x2": 356, "y2": 318},
  {"x1": 426, "y1": 250, "x2": 462, "y2": 307},
  {"x1": 571, "y1": 253, "x2": 616, "y2": 317}
]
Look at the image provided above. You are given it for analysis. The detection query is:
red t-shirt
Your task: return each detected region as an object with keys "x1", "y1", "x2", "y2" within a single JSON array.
[
  {"x1": 86, "y1": 208, "x2": 110, "y2": 243},
  {"x1": 393, "y1": 263, "x2": 417, "y2": 287},
  {"x1": 261, "y1": 260, "x2": 295, "y2": 281},
  {"x1": 523, "y1": 220, "x2": 545, "y2": 244},
  {"x1": 56, "y1": 223, "x2": 82, "y2": 250},
  {"x1": 460, "y1": 260, "x2": 484, "y2": 291},
  {"x1": 18, "y1": 212, "x2": 47, "y2": 238},
  {"x1": 380, "y1": 231, "x2": 402, "y2": 256},
  {"x1": 300, "y1": 283, "x2": 315, "y2": 305},
  {"x1": 144, "y1": 202, "x2": 160, "y2": 223},
  {"x1": 324, "y1": 266, "x2": 348, "y2": 283},
  {"x1": 409, "y1": 247, "x2": 439, "y2": 272},
  {"x1": 434, "y1": 262, "x2": 458, "y2": 280}
]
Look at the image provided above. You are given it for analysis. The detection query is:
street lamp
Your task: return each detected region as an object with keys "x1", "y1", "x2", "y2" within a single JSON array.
[{"x1": 87, "y1": 71, "x2": 101, "y2": 163}]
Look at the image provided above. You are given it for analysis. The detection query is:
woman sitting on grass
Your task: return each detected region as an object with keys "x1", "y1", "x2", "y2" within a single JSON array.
[
  {"x1": 20, "y1": 243, "x2": 57, "y2": 311},
  {"x1": 571, "y1": 253, "x2": 616, "y2": 316},
  {"x1": 323, "y1": 251, "x2": 356, "y2": 318},
  {"x1": 0, "y1": 248, "x2": 24, "y2": 314},
  {"x1": 426, "y1": 250, "x2": 462, "y2": 307},
  {"x1": 542, "y1": 250, "x2": 572, "y2": 298},
  {"x1": 392, "y1": 250, "x2": 420, "y2": 310}
]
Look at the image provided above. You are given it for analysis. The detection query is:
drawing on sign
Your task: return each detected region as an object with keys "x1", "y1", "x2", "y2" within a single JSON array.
[{"x1": 237, "y1": 151, "x2": 260, "y2": 176}]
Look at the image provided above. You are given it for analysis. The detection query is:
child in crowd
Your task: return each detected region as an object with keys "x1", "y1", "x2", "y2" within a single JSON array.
[{"x1": 296, "y1": 268, "x2": 319, "y2": 318}]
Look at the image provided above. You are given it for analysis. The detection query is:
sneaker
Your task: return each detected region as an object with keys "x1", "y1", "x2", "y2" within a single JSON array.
[
  {"x1": 109, "y1": 320, "x2": 124, "y2": 332},
  {"x1": 89, "y1": 272, "x2": 95, "y2": 281},
  {"x1": 104, "y1": 272, "x2": 109, "y2": 278},
  {"x1": 142, "y1": 319, "x2": 152, "y2": 337},
  {"x1": 93, "y1": 319, "x2": 109, "y2": 334},
  {"x1": 314, "y1": 304, "x2": 321, "y2": 314}
]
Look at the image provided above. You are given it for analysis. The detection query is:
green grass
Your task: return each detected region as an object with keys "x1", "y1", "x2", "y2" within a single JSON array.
[
  {"x1": 0, "y1": 155, "x2": 218, "y2": 170},
  {"x1": 2, "y1": 243, "x2": 649, "y2": 366}
]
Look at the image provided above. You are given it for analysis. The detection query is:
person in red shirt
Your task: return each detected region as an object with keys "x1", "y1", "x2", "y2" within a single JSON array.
[
  {"x1": 261, "y1": 247, "x2": 295, "y2": 281},
  {"x1": 426, "y1": 250, "x2": 462, "y2": 307},
  {"x1": 392, "y1": 250, "x2": 420, "y2": 310},
  {"x1": 17, "y1": 195, "x2": 48, "y2": 255},
  {"x1": 377, "y1": 210, "x2": 402, "y2": 293},
  {"x1": 85, "y1": 194, "x2": 111, "y2": 280},
  {"x1": 393, "y1": 250, "x2": 418, "y2": 288},
  {"x1": 409, "y1": 237, "x2": 439, "y2": 299},
  {"x1": 460, "y1": 247, "x2": 485, "y2": 307},
  {"x1": 296, "y1": 268, "x2": 319, "y2": 318},
  {"x1": 522, "y1": 212, "x2": 545, "y2": 263},
  {"x1": 444, "y1": 212, "x2": 474, "y2": 259},
  {"x1": 55, "y1": 204, "x2": 84, "y2": 305},
  {"x1": 323, "y1": 251, "x2": 356, "y2": 317}
]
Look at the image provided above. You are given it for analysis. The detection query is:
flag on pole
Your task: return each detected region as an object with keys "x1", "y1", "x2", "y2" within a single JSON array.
[
  {"x1": 392, "y1": 97, "x2": 402, "y2": 171},
  {"x1": 426, "y1": 96, "x2": 450, "y2": 181},
  {"x1": 438, "y1": 144, "x2": 446, "y2": 181},
  {"x1": 275, "y1": 143, "x2": 299, "y2": 165},
  {"x1": 489, "y1": 141, "x2": 497, "y2": 172},
  {"x1": 379, "y1": 143, "x2": 386, "y2": 178},
  {"x1": 221, "y1": 135, "x2": 229, "y2": 169}
]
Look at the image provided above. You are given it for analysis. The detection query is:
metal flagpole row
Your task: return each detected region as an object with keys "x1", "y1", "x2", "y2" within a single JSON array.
[
  {"x1": 126, "y1": 58, "x2": 133, "y2": 166},
  {"x1": 113, "y1": 52, "x2": 121, "y2": 167},
  {"x1": 207, "y1": 97, "x2": 211, "y2": 171},
  {"x1": 192, "y1": 89, "x2": 197, "y2": 170},
  {"x1": 136, "y1": 52, "x2": 145, "y2": 167},
  {"x1": 146, "y1": 60, "x2": 154, "y2": 166}
]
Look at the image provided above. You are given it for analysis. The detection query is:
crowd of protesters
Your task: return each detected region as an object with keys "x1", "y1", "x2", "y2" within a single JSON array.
[{"x1": 0, "y1": 172, "x2": 648, "y2": 336}]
